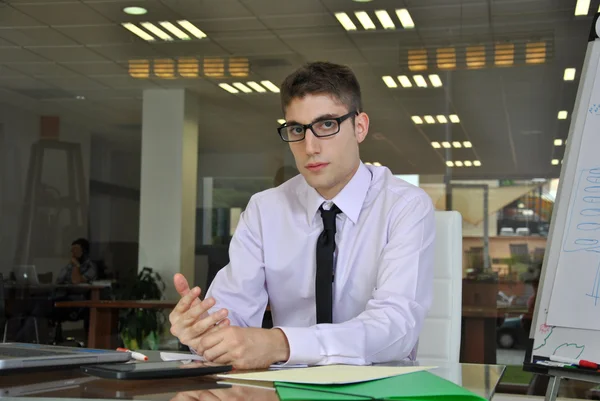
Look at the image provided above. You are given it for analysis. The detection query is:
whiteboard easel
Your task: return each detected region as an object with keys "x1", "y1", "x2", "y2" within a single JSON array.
[{"x1": 528, "y1": 13, "x2": 600, "y2": 401}]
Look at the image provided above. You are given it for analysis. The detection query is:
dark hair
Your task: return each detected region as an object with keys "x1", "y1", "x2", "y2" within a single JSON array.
[
  {"x1": 72, "y1": 238, "x2": 90, "y2": 255},
  {"x1": 280, "y1": 61, "x2": 362, "y2": 114}
]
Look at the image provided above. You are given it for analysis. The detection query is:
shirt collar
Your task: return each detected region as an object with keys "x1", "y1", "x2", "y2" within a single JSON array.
[{"x1": 304, "y1": 162, "x2": 372, "y2": 226}]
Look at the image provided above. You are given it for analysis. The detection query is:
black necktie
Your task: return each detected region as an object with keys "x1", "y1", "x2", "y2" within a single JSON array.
[{"x1": 316, "y1": 204, "x2": 341, "y2": 324}]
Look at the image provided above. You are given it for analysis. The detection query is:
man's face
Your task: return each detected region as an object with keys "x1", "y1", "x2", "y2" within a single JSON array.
[
  {"x1": 285, "y1": 94, "x2": 369, "y2": 200},
  {"x1": 71, "y1": 244, "x2": 83, "y2": 259}
]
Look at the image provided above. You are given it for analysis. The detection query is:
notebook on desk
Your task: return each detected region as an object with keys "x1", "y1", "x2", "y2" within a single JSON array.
[{"x1": 0, "y1": 343, "x2": 130, "y2": 370}]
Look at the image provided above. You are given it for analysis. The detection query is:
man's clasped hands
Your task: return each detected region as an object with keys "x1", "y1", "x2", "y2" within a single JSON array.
[{"x1": 168, "y1": 273, "x2": 290, "y2": 370}]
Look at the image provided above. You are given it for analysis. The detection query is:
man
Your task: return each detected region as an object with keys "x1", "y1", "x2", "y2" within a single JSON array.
[
  {"x1": 169, "y1": 62, "x2": 435, "y2": 369},
  {"x1": 56, "y1": 238, "x2": 97, "y2": 284}
]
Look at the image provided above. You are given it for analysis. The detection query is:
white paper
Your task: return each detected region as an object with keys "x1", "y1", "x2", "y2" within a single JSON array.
[
  {"x1": 216, "y1": 365, "x2": 436, "y2": 385},
  {"x1": 160, "y1": 352, "x2": 205, "y2": 362}
]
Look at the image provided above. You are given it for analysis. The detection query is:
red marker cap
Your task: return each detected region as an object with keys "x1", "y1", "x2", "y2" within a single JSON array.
[{"x1": 580, "y1": 360, "x2": 598, "y2": 369}]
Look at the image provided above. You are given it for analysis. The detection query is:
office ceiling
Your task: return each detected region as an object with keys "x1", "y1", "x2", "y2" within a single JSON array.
[{"x1": 0, "y1": 0, "x2": 595, "y2": 178}]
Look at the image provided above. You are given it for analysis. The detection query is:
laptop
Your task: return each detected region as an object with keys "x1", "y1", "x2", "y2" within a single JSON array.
[
  {"x1": 13, "y1": 265, "x2": 40, "y2": 286},
  {"x1": 0, "y1": 343, "x2": 131, "y2": 370}
]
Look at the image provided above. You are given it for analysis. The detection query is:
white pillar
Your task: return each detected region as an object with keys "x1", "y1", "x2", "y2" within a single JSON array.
[{"x1": 139, "y1": 89, "x2": 198, "y2": 299}]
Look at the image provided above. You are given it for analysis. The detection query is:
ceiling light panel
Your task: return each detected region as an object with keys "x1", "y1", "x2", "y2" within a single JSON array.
[
  {"x1": 428, "y1": 74, "x2": 442, "y2": 87},
  {"x1": 177, "y1": 20, "x2": 207, "y2": 39},
  {"x1": 159, "y1": 21, "x2": 191, "y2": 40},
  {"x1": 217, "y1": 81, "x2": 278, "y2": 94},
  {"x1": 575, "y1": 0, "x2": 590, "y2": 16},
  {"x1": 413, "y1": 75, "x2": 427, "y2": 88},
  {"x1": 335, "y1": 12, "x2": 357, "y2": 31},
  {"x1": 564, "y1": 68, "x2": 576, "y2": 81},
  {"x1": 355, "y1": 11, "x2": 376, "y2": 30},
  {"x1": 260, "y1": 80, "x2": 280, "y2": 93},
  {"x1": 123, "y1": 20, "x2": 207, "y2": 42},
  {"x1": 141, "y1": 22, "x2": 173, "y2": 41},
  {"x1": 382, "y1": 76, "x2": 397, "y2": 88},
  {"x1": 335, "y1": 9, "x2": 415, "y2": 31},
  {"x1": 411, "y1": 115, "x2": 459, "y2": 124},
  {"x1": 396, "y1": 8, "x2": 415, "y2": 29},
  {"x1": 375, "y1": 10, "x2": 395, "y2": 29},
  {"x1": 398, "y1": 75, "x2": 412, "y2": 87},
  {"x1": 122, "y1": 23, "x2": 155, "y2": 41}
]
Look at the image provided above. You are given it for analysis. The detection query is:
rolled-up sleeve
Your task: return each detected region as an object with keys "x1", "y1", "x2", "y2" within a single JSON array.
[{"x1": 277, "y1": 194, "x2": 435, "y2": 365}]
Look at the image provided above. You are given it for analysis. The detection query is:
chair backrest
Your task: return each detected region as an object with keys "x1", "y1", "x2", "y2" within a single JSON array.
[{"x1": 418, "y1": 211, "x2": 463, "y2": 364}]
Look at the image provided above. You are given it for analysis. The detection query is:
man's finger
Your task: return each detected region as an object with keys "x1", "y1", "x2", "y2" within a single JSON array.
[
  {"x1": 203, "y1": 342, "x2": 230, "y2": 363},
  {"x1": 174, "y1": 274, "x2": 203, "y2": 308},
  {"x1": 185, "y1": 297, "x2": 216, "y2": 319},
  {"x1": 180, "y1": 297, "x2": 215, "y2": 327},
  {"x1": 174, "y1": 273, "x2": 191, "y2": 296},
  {"x1": 207, "y1": 318, "x2": 230, "y2": 335},
  {"x1": 199, "y1": 324, "x2": 228, "y2": 351},
  {"x1": 173, "y1": 286, "x2": 200, "y2": 314},
  {"x1": 197, "y1": 391, "x2": 221, "y2": 401},
  {"x1": 190, "y1": 308, "x2": 228, "y2": 336}
]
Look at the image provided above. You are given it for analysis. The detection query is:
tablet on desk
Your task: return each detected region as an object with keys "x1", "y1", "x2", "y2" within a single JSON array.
[{"x1": 81, "y1": 361, "x2": 233, "y2": 380}]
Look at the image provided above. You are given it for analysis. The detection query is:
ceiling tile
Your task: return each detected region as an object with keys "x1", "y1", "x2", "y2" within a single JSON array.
[
  {"x1": 0, "y1": 27, "x2": 78, "y2": 46},
  {"x1": 39, "y1": 76, "x2": 109, "y2": 90},
  {"x1": 62, "y1": 61, "x2": 127, "y2": 76},
  {"x1": 197, "y1": 18, "x2": 265, "y2": 33},
  {"x1": 161, "y1": 0, "x2": 254, "y2": 19},
  {"x1": 243, "y1": 0, "x2": 326, "y2": 16},
  {"x1": 280, "y1": 32, "x2": 356, "y2": 54},
  {"x1": 90, "y1": 43, "x2": 166, "y2": 62},
  {"x1": 27, "y1": 46, "x2": 108, "y2": 62},
  {"x1": 0, "y1": 6, "x2": 42, "y2": 27},
  {"x1": 0, "y1": 76, "x2": 54, "y2": 90},
  {"x1": 149, "y1": 41, "x2": 229, "y2": 57},
  {"x1": 12, "y1": 2, "x2": 112, "y2": 26},
  {"x1": 0, "y1": 65, "x2": 28, "y2": 78},
  {"x1": 0, "y1": 47, "x2": 49, "y2": 63},
  {"x1": 260, "y1": 13, "x2": 336, "y2": 30},
  {"x1": 92, "y1": 75, "x2": 161, "y2": 90},
  {"x1": 215, "y1": 36, "x2": 289, "y2": 55},
  {"x1": 56, "y1": 25, "x2": 136, "y2": 46},
  {"x1": 8, "y1": 62, "x2": 78, "y2": 77}
]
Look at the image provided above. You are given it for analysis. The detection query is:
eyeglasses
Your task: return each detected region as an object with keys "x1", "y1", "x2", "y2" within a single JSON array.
[{"x1": 277, "y1": 110, "x2": 358, "y2": 142}]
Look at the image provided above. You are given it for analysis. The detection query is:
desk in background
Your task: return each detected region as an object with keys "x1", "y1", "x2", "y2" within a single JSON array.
[
  {"x1": 53, "y1": 300, "x2": 177, "y2": 349},
  {"x1": 0, "y1": 351, "x2": 505, "y2": 400}
]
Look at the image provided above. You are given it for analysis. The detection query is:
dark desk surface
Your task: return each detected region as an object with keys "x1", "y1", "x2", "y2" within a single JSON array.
[{"x1": 0, "y1": 351, "x2": 506, "y2": 400}]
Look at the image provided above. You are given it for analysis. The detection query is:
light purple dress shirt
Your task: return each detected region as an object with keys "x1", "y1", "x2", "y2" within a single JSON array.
[{"x1": 205, "y1": 162, "x2": 435, "y2": 365}]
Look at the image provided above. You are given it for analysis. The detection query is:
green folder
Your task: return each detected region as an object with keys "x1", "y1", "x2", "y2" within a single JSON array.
[{"x1": 274, "y1": 371, "x2": 486, "y2": 401}]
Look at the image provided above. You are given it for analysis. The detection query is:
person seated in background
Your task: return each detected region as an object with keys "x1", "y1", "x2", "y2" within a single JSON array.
[
  {"x1": 51, "y1": 238, "x2": 97, "y2": 343},
  {"x1": 56, "y1": 238, "x2": 97, "y2": 285},
  {"x1": 169, "y1": 61, "x2": 435, "y2": 369}
]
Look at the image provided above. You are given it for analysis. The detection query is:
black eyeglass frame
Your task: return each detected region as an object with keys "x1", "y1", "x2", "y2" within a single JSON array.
[{"x1": 277, "y1": 110, "x2": 358, "y2": 142}]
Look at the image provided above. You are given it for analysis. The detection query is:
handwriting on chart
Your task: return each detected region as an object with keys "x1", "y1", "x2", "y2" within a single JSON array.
[
  {"x1": 563, "y1": 168, "x2": 600, "y2": 253},
  {"x1": 589, "y1": 104, "x2": 600, "y2": 115}
]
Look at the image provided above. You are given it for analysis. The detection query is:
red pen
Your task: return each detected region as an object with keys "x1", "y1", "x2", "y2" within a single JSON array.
[{"x1": 116, "y1": 347, "x2": 148, "y2": 361}]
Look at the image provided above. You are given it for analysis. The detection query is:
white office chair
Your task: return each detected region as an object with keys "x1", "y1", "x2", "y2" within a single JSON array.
[{"x1": 417, "y1": 211, "x2": 463, "y2": 364}]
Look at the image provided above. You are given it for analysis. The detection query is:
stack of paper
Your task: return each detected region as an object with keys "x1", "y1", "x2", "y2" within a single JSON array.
[{"x1": 217, "y1": 365, "x2": 486, "y2": 401}]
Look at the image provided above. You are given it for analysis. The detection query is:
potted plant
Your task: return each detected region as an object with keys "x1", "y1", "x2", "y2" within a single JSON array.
[{"x1": 116, "y1": 267, "x2": 166, "y2": 350}]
